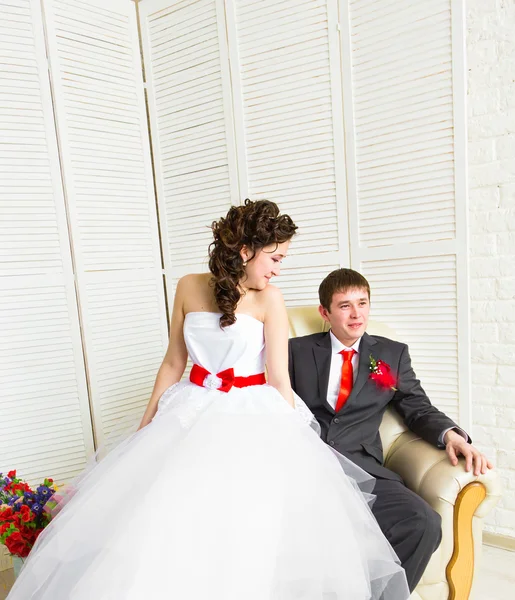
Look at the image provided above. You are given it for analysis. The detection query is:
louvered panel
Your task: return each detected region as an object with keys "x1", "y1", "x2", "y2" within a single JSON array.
[
  {"x1": 351, "y1": 1, "x2": 451, "y2": 43},
  {"x1": 243, "y1": 72, "x2": 332, "y2": 100},
  {"x1": 360, "y1": 198, "x2": 455, "y2": 222},
  {"x1": 362, "y1": 255, "x2": 458, "y2": 419},
  {"x1": 348, "y1": 0, "x2": 456, "y2": 247},
  {"x1": 41, "y1": 0, "x2": 169, "y2": 448},
  {"x1": 235, "y1": 0, "x2": 344, "y2": 258},
  {"x1": 0, "y1": 2, "x2": 62, "y2": 277},
  {"x1": 164, "y1": 166, "x2": 231, "y2": 268},
  {"x1": 0, "y1": 276, "x2": 92, "y2": 483},
  {"x1": 43, "y1": 0, "x2": 159, "y2": 271},
  {"x1": 81, "y1": 274, "x2": 168, "y2": 447},
  {"x1": 342, "y1": 0, "x2": 468, "y2": 427},
  {"x1": 274, "y1": 260, "x2": 339, "y2": 307},
  {"x1": 0, "y1": 0, "x2": 94, "y2": 489},
  {"x1": 140, "y1": 0, "x2": 235, "y2": 283}
]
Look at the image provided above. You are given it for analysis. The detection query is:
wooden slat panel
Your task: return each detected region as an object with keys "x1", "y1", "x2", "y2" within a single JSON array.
[
  {"x1": 140, "y1": 0, "x2": 235, "y2": 279},
  {"x1": 362, "y1": 255, "x2": 459, "y2": 420},
  {"x1": 348, "y1": 0, "x2": 456, "y2": 247},
  {"x1": 43, "y1": 0, "x2": 169, "y2": 447},
  {"x1": 0, "y1": 0, "x2": 93, "y2": 485},
  {"x1": 235, "y1": 0, "x2": 343, "y2": 259},
  {"x1": 342, "y1": 0, "x2": 468, "y2": 423}
]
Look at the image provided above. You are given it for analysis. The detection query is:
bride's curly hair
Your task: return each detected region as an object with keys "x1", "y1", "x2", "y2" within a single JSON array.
[{"x1": 209, "y1": 199, "x2": 297, "y2": 327}]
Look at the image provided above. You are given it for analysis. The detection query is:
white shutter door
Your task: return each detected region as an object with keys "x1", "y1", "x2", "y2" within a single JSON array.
[
  {"x1": 0, "y1": 0, "x2": 94, "y2": 483},
  {"x1": 228, "y1": 0, "x2": 349, "y2": 305},
  {"x1": 341, "y1": 0, "x2": 469, "y2": 425},
  {"x1": 139, "y1": 0, "x2": 239, "y2": 304},
  {"x1": 42, "y1": 0, "x2": 169, "y2": 447}
]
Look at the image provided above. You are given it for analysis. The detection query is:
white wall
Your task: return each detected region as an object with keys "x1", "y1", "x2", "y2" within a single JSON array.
[{"x1": 467, "y1": 0, "x2": 515, "y2": 538}]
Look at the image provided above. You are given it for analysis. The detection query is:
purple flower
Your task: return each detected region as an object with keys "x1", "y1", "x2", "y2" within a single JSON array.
[
  {"x1": 21, "y1": 491, "x2": 36, "y2": 505},
  {"x1": 31, "y1": 504, "x2": 43, "y2": 516},
  {"x1": 36, "y1": 486, "x2": 52, "y2": 499}
]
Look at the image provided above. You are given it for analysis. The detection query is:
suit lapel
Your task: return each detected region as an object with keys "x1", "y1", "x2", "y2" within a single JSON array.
[
  {"x1": 313, "y1": 332, "x2": 335, "y2": 414},
  {"x1": 338, "y1": 332, "x2": 377, "y2": 410}
]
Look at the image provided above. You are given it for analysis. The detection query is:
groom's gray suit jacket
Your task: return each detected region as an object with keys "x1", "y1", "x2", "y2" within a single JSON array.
[{"x1": 288, "y1": 331, "x2": 464, "y2": 481}]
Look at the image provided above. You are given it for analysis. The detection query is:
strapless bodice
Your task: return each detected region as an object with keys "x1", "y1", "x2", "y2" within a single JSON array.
[{"x1": 183, "y1": 312, "x2": 265, "y2": 376}]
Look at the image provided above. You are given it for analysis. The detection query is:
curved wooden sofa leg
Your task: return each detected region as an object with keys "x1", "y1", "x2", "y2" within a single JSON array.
[{"x1": 446, "y1": 482, "x2": 486, "y2": 600}]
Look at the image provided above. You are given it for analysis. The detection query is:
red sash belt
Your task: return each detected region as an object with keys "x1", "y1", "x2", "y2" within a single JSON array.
[{"x1": 190, "y1": 364, "x2": 266, "y2": 393}]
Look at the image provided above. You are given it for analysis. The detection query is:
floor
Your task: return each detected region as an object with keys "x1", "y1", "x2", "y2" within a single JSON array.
[
  {"x1": 0, "y1": 569, "x2": 13, "y2": 600},
  {"x1": 0, "y1": 544, "x2": 513, "y2": 599},
  {"x1": 472, "y1": 544, "x2": 515, "y2": 600}
]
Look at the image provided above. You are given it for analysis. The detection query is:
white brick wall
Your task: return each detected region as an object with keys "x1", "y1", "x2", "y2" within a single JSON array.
[{"x1": 467, "y1": 0, "x2": 515, "y2": 538}]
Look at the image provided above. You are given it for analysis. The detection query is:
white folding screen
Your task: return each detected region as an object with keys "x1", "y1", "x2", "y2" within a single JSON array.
[
  {"x1": 139, "y1": 0, "x2": 239, "y2": 307},
  {"x1": 42, "y1": 0, "x2": 169, "y2": 446},
  {"x1": 1, "y1": 0, "x2": 471, "y2": 490},
  {"x1": 340, "y1": 0, "x2": 469, "y2": 425},
  {"x1": 226, "y1": 0, "x2": 349, "y2": 305},
  {"x1": 0, "y1": 0, "x2": 94, "y2": 483},
  {"x1": 140, "y1": 0, "x2": 350, "y2": 307}
]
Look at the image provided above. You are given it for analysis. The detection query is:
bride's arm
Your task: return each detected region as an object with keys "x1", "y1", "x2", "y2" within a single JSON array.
[
  {"x1": 138, "y1": 278, "x2": 189, "y2": 430},
  {"x1": 263, "y1": 285, "x2": 295, "y2": 408}
]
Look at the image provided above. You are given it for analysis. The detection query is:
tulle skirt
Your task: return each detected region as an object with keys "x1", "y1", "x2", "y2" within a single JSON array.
[{"x1": 8, "y1": 382, "x2": 409, "y2": 599}]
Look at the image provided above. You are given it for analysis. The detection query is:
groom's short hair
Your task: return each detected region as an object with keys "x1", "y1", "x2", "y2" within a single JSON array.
[{"x1": 319, "y1": 268, "x2": 371, "y2": 311}]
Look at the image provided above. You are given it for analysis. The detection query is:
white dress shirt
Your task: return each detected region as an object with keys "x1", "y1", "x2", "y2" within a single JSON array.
[
  {"x1": 326, "y1": 330, "x2": 467, "y2": 447},
  {"x1": 326, "y1": 331, "x2": 361, "y2": 410}
]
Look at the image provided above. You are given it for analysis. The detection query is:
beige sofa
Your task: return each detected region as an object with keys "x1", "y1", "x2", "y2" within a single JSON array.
[{"x1": 287, "y1": 307, "x2": 502, "y2": 600}]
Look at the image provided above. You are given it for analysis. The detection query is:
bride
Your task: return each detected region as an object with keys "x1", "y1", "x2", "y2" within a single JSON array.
[{"x1": 8, "y1": 199, "x2": 409, "y2": 599}]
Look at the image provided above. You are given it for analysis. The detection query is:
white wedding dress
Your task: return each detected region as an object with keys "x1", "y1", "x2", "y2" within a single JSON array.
[{"x1": 9, "y1": 312, "x2": 409, "y2": 600}]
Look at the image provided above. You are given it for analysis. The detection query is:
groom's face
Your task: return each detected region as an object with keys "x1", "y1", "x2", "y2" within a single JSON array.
[{"x1": 319, "y1": 287, "x2": 370, "y2": 346}]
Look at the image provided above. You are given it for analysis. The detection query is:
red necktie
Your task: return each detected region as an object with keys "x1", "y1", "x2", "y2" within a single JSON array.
[{"x1": 335, "y1": 349, "x2": 356, "y2": 412}]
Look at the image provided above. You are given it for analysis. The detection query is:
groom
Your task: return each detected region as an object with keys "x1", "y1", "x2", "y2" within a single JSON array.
[{"x1": 288, "y1": 268, "x2": 492, "y2": 592}]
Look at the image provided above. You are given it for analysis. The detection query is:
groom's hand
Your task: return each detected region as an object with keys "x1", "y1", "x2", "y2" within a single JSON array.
[{"x1": 444, "y1": 430, "x2": 493, "y2": 476}]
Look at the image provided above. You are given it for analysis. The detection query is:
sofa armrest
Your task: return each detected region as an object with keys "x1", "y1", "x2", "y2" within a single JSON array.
[
  {"x1": 385, "y1": 433, "x2": 502, "y2": 600},
  {"x1": 385, "y1": 432, "x2": 501, "y2": 515}
]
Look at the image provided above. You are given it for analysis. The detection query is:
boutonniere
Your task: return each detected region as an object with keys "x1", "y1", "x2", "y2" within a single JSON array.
[{"x1": 369, "y1": 355, "x2": 397, "y2": 391}]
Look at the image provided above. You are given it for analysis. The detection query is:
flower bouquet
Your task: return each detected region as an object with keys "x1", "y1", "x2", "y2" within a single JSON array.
[{"x1": 0, "y1": 470, "x2": 57, "y2": 560}]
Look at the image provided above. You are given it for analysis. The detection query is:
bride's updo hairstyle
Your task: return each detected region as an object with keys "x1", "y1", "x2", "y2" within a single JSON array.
[{"x1": 209, "y1": 199, "x2": 297, "y2": 327}]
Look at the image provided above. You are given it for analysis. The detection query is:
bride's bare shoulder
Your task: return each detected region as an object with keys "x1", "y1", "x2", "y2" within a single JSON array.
[
  {"x1": 255, "y1": 284, "x2": 286, "y2": 316},
  {"x1": 260, "y1": 283, "x2": 284, "y2": 303},
  {"x1": 178, "y1": 273, "x2": 212, "y2": 291},
  {"x1": 178, "y1": 273, "x2": 217, "y2": 312}
]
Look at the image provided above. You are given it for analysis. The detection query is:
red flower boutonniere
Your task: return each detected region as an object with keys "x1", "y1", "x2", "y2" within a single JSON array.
[{"x1": 369, "y1": 355, "x2": 397, "y2": 391}]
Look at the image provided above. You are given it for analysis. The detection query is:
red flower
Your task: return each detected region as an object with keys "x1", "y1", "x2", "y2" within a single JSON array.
[
  {"x1": 11, "y1": 482, "x2": 31, "y2": 494},
  {"x1": 369, "y1": 356, "x2": 397, "y2": 391},
  {"x1": 7, "y1": 470, "x2": 16, "y2": 479},
  {"x1": 19, "y1": 505, "x2": 35, "y2": 523},
  {"x1": 0, "y1": 522, "x2": 12, "y2": 535},
  {"x1": 0, "y1": 506, "x2": 14, "y2": 519},
  {"x1": 20, "y1": 525, "x2": 38, "y2": 544},
  {"x1": 3, "y1": 481, "x2": 31, "y2": 495},
  {"x1": 33, "y1": 528, "x2": 43, "y2": 543},
  {"x1": 5, "y1": 532, "x2": 29, "y2": 558}
]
